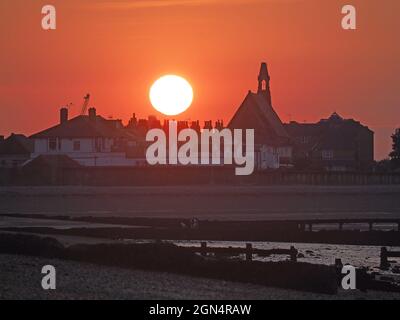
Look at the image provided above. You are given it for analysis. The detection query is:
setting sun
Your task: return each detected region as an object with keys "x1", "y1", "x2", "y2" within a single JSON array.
[{"x1": 149, "y1": 75, "x2": 193, "y2": 116}]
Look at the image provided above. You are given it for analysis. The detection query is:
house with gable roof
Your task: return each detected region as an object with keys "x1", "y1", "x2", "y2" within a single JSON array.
[
  {"x1": 29, "y1": 107, "x2": 140, "y2": 166},
  {"x1": 0, "y1": 134, "x2": 33, "y2": 168}
]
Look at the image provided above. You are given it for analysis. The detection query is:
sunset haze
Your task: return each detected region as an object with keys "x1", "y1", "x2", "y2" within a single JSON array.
[{"x1": 1, "y1": 0, "x2": 399, "y2": 159}]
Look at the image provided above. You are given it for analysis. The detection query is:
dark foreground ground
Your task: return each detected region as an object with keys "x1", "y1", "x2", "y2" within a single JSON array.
[
  {"x1": 1, "y1": 185, "x2": 400, "y2": 300},
  {"x1": 2, "y1": 254, "x2": 400, "y2": 300}
]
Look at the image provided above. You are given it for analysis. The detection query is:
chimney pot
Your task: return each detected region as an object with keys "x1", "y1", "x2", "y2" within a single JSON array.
[
  {"x1": 88, "y1": 107, "x2": 97, "y2": 120},
  {"x1": 60, "y1": 107, "x2": 68, "y2": 124}
]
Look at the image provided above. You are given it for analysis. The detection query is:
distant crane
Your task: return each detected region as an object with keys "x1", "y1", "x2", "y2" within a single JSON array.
[{"x1": 80, "y1": 93, "x2": 91, "y2": 116}]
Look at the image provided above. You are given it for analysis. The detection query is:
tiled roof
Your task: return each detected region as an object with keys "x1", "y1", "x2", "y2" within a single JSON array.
[
  {"x1": 30, "y1": 115, "x2": 130, "y2": 139},
  {"x1": 228, "y1": 91, "x2": 290, "y2": 146},
  {"x1": 249, "y1": 93, "x2": 289, "y2": 138}
]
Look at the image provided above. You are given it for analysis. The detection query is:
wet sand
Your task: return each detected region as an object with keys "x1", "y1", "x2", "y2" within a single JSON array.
[{"x1": 0, "y1": 185, "x2": 399, "y2": 220}]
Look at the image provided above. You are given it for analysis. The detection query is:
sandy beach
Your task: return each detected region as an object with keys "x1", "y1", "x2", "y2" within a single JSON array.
[{"x1": 1, "y1": 253, "x2": 400, "y2": 300}]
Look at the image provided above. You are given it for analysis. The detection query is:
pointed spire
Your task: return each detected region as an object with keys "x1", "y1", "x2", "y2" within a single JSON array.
[
  {"x1": 258, "y1": 63, "x2": 270, "y2": 86},
  {"x1": 257, "y1": 62, "x2": 272, "y2": 105}
]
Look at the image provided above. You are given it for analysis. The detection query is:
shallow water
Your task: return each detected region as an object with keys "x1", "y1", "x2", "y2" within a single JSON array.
[{"x1": 173, "y1": 240, "x2": 400, "y2": 276}]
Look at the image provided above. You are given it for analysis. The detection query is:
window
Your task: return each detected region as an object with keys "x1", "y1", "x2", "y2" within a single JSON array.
[
  {"x1": 49, "y1": 138, "x2": 57, "y2": 151},
  {"x1": 95, "y1": 138, "x2": 103, "y2": 152},
  {"x1": 278, "y1": 147, "x2": 291, "y2": 157},
  {"x1": 73, "y1": 140, "x2": 81, "y2": 151},
  {"x1": 322, "y1": 150, "x2": 334, "y2": 160},
  {"x1": 300, "y1": 136, "x2": 310, "y2": 144}
]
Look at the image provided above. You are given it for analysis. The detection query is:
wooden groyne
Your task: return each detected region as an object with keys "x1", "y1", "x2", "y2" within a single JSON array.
[
  {"x1": 294, "y1": 218, "x2": 400, "y2": 232},
  {"x1": 0, "y1": 233, "x2": 338, "y2": 294},
  {"x1": 2, "y1": 214, "x2": 400, "y2": 246},
  {"x1": 185, "y1": 242, "x2": 298, "y2": 262},
  {"x1": 380, "y1": 247, "x2": 400, "y2": 270}
]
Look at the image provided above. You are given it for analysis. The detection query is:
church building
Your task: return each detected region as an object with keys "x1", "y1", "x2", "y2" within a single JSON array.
[
  {"x1": 228, "y1": 62, "x2": 293, "y2": 168},
  {"x1": 228, "y1": 62, "x2": 374, "y2": 171}
]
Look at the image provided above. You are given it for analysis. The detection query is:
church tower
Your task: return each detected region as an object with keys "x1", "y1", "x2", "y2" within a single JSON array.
[{"x1": 257, "y1": 62, "x2": 272, "y2": 106}]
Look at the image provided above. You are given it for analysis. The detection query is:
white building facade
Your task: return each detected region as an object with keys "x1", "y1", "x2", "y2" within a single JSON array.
[{"x1": 30, "y1": 108, "x2": 138, "y2": 167}]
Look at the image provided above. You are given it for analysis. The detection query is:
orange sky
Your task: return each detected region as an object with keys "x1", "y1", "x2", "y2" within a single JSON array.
[{"x1": 0, "y1": 0, "x2": 399, "y2": 160}]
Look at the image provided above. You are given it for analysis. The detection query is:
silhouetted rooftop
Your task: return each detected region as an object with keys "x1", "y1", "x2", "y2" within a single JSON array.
[
  {"x1": 30, "y1": 115, "x2": 131, "y2": 139},
  {"x1": 0, "y1": 134, "x2": 33, "y2": 155}
]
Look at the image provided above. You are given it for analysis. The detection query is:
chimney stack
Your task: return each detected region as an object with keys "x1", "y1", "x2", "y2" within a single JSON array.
[
  {"x1": 204, "y1": 120, "x2": 213, "y2": 130},
  {"x1": 88, "y1": 107, "x2": 97, "y2": 120},
  {"x1": 60, "y1": 107, "x2": 68, "y2": 124}
]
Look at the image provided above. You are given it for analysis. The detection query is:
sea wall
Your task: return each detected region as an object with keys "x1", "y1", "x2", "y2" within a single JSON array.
[{"x1": 1, "y1": 167, "x2": 400, "y2": 186}]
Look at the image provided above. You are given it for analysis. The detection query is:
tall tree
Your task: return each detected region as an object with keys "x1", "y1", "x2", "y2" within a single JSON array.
[{"x1": 390, "y1": 129, "x2": 400, "y2": 169}]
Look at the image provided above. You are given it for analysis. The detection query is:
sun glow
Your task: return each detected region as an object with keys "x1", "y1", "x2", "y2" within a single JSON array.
[{"x1": 149, "y1": 75, "x2": 193, "y2": 116}]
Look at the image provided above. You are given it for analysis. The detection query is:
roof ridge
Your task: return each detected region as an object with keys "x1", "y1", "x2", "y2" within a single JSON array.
[{"x1": 30, "y1": 114, "x2": 128, "y2": 139}]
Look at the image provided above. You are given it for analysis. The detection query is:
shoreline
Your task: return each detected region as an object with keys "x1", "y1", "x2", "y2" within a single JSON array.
[{"x1": 2, "y1": 213, "x2": 400, "y2": 246}]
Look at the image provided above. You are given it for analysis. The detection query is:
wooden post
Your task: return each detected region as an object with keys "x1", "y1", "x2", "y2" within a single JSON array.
[
  {"x1": 335, "y1": 258, "x2": 343, "y2": 268},
  {"x1": 339, "y1": 223, "x2": 343, "y2": 231},
  {"x1": 308, "y1": 224, "x2": 313, "y2": 232},
  {"x1": 397, "y1": 222, "x2": 400, "y2": 232},
  {"x1": 246, "y1": 243, "x2": 252, "y2": 261},
  {"x1": 380, "y1": 247, "x2": 389, "y2": 270},
  {"x1": 369, "y1": 222, "x2": 373, "y2": 232},
  {"x1": 290, "y1": 246, "x2": 297, "y2": 262},
  {"x1": 201, "y1": 242, "x2": 207, "y2": 257}
]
